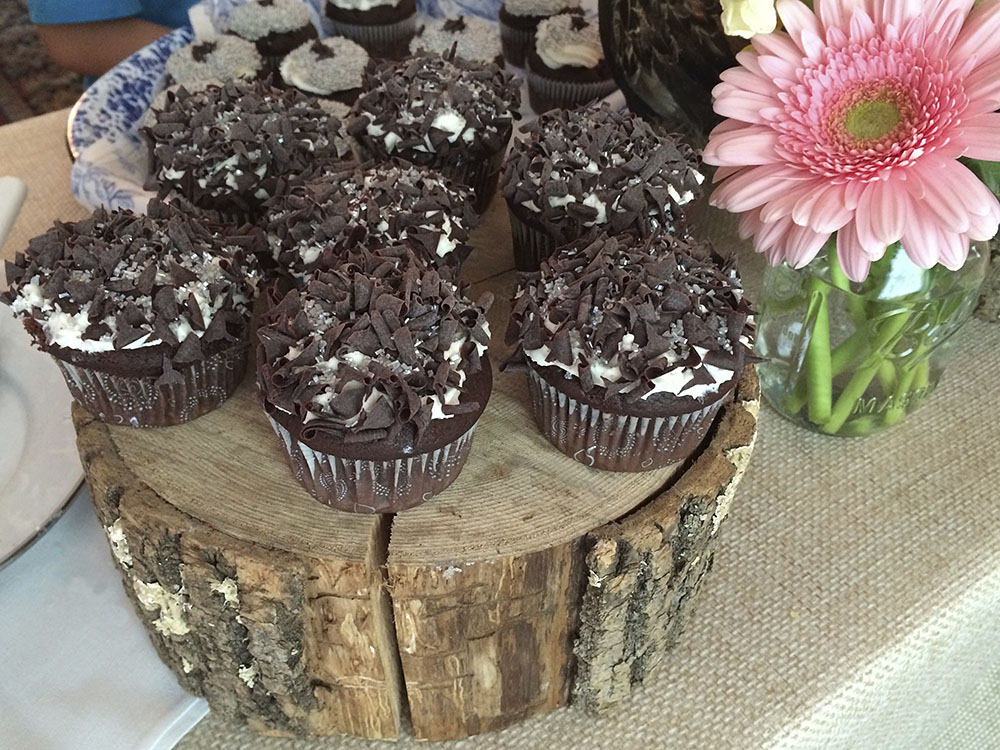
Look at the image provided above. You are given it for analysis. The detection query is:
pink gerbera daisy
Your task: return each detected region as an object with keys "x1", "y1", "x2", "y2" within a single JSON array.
[{"x1": 703, "y1": 0, "x2": 1000, "y2": 280}]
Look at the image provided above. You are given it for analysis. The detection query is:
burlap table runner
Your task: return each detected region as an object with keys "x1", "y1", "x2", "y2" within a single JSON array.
[{"x1": 4, "y1": 110, "x2": 999, "y2": 750}]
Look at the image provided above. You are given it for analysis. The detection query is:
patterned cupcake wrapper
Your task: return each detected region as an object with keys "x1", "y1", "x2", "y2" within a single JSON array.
[
  {"x1": 327, "y1": 15, "x2": 416, "y2": 60},
  {"x1": 54, "y1": 342, "x2": 248, "y2": 427},
  {"x1": 526, "y1": 71, "x2": 620, "y2": 114},
  {"x1": 499, "y1": 23, "x2": 533, "y2": 67},
  {"x1": 507, "y1": 206, "x2": 558, "y2": 272},
  {"x1": 267, "y1": 416, "x2": 479, "y2": 513},
  {"x1": 434, "y1": 147, "x2": 507, "y2": 214},
  {"x1": 526, "y1": 367, "x2": 726, "y2": 472}
]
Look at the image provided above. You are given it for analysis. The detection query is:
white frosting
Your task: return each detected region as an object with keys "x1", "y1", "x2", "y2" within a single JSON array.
[
  {"x1": 279, "y1": 37, "x2": 368, "y2": 96},
  {"x1": 505, "y1": 0, "x2": 580, "y2": 17},
  {"x1": 12, "y1": 252, "x2": 253, "y2": 355},
  {"x1": 409, "y1": 16, "x2": 502, "y2": 64},
  {"x1": 534, "y1": 13, "x2": 603, "y2": 69},
  {"x1": 329, "y1": 0, "x2": 400, "y2": 10},
  {"x1": 166, "y1": 35, "x2": 261, "y2": 86}
]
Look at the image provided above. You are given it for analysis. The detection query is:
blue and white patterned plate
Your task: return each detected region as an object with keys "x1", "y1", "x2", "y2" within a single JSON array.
[{"x1": 68, "y1": 0, "x2": 592, "y2": 213}]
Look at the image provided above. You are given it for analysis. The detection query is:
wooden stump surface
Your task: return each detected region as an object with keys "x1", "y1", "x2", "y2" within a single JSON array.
[{"x1": 76, "y1": 198, "x2": 760, "y2": 741}]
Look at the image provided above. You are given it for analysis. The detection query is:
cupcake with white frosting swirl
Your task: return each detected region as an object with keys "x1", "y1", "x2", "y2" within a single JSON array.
[
  {"x1": 526, "y1": 12, "x2": 617, "y2": 113},
  {"x1": 507, "y1": 230, "x2": 754, "y2": 471},
  {"x1": 279, "y1": 36, "x2": 369, "y2": 106},
  {"x1": 498, "y1": 0, "x2": 580, "y2": 67}
]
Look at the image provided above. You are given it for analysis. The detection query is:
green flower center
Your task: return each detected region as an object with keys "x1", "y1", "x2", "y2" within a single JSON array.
[{"x1": 844, "y1": 99, "x2": 901, "y2": 141}]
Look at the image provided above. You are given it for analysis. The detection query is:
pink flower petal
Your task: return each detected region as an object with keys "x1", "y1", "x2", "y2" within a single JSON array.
[
  {"x1": 950, "y1": 0, "x2": 1000, "y2": 69},
  {"x1": 907, "y1": 161, "x2": 973, "y2": 233},
  {"x1": 776, "y1": 0, "x2": 825, "y2": 55},
  {"x1": 792, "y1": 182, "x2": 854, "y2": 233},
  {"x1": 738, "y1": 208, "x2": 765, "y2": 241},
  {"x1": 756, "y1": 53, "x2": 800, "y2": 85},
  {"x1": 900, "y1": 208, "x2": 945, "y2": 267},
  {"x1": 862, "y1": 179, "x2": 907, "y2": 248},
  {"x1": 712, "y1": 86, "x2": 775, "y2": 124},
  {"x1": 758, "y1": 187, "x2": 805, "y2": 223},
  {"x1": 785, "y1": 225, "x2": 831, "y2": 268},
  {"x1": 879, "y1": 0, "x2": 924, "y2": 29},
  {"x1": 848, "y1": 8, "x2": 877, "y2": 43},
  {"x1": 711, "y1": 165, "x2": 813, "y2": 213},
  {"x1": 836, "y1": 222, "x2": 873, "y2": 281},
  {"x1": 752, "y1": 31, "x2": 805, "y2": 67},
  {"x1": 719, "y1": 67, "x2": 780, "y2": 97},
  {"x1": 935, "y1": 228, "x2": 970, "y2": 270},
  {"x1": 702, "y1": 125, "x2": 780, "y2": 166},
  {"x1": 711, "y1": 165, "x2": 743, "y2": 183},
  {"x1": 961, "y1": 114, "x2": 1000, "y2": 161}
]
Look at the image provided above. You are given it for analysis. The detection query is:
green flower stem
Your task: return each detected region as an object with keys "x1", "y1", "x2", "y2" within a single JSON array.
[
  {"x1": 829, "y1": 250, "x2": 866, "y2": 326},
  {"x1": 822, "y1": 309, "x2": 911, "y2": 434},
  {"x1": 877, "y1": 360, "x2": 898, "y2": 393},
  {"x1": 805, "y1": 279, "x2": 833, "y2": 424},
  {"x1": 785, "y1": 327, "x2": 869, "y2": 415},
  {"x1": 883, "y1": 345, "x2": 930, "y2": 427}
]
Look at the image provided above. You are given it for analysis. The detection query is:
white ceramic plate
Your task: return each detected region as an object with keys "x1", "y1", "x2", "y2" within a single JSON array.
[{"x1": 0, "y1": 313, "x2": 83, "y2": 569}]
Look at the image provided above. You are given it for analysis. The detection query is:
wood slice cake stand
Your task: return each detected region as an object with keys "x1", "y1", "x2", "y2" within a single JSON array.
[{"x1": 74, "y1": 201, "x2": 760, "y2": 741}]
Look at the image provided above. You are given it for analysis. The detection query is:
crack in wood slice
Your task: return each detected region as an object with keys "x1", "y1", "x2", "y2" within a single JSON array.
[
  {"x1": 70, "y1": 195, "x2": 761, "y2": 740},
  {"x1": 77, "y1": 406, "x2": 404, "y2": 738}
]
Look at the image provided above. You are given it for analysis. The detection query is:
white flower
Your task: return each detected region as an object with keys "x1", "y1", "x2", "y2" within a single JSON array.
[{"x1": 720, "y1": 0, "x2": 778, "y2": 39}]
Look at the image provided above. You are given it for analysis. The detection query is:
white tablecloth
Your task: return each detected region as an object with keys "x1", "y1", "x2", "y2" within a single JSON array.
[{"x1": 0, "y1": 485, "x2": 207, "y2": 749}]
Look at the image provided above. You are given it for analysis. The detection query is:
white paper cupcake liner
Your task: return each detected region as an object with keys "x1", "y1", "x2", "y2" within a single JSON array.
[
  {"x1": 267, "y1": 416, "x2": 478, "y2": 513},
  {"x1": 526, "y1": 367, "x2": 725, "y2": 472},
  {"x1": 526, "y1": 71, "x2": 619, "y2": 113},
  {"x1": 54, "y1": 342, "x2": 248, "y2": 427}
]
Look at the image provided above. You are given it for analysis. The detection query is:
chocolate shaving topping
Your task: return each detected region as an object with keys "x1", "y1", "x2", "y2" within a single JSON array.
[
  {"x1": 507, "y1": 230, "x2": 756, "y2": 402},
  {"x1": 143, "y1": 78, "x2": 354, "y2": 217},
  {"x1": 2, "y1": 200, "x2": 259, "y2": 366},
  {"x1": 264, "y1": 162, "x2": 478, "y2": 281},
  {"x1": 501, "y1": 103, "x2": 704, "y2": 245},
  {"x1": 257, "y1": 263, "x2": 492, "y2": 445},
  {"x1": 346, "y1": 53, "x2": 521, "y2": 163}
]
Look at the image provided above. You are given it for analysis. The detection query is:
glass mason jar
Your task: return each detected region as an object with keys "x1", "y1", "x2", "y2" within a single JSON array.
[{"x1": 756, "y1": 241, "x2": 988, "y2": 437}]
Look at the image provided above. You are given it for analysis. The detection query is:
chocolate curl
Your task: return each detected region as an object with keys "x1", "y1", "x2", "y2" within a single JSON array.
[
  {"x1": 185, "y1": 293, "x2": 206, "y2": 331},
  {"x1": 547, "y1": 328, "x2": 574, "y2": 366},
  {"x1": 152, "y1": 286, "x2": 179, "y2": 320},
  {"x1": 392, "y1": 327, "x2": 418, "y2": 365},
  {"x1": 173, "y1": 333, "x2": 204, "y2": 364},
  {"x1": 155, "y1": 355, "x2": 186, "y2": 388}
]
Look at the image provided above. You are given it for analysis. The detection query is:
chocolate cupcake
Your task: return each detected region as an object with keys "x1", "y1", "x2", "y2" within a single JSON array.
[
  {"x1": 257, "y1": 264, "x2": 493, "y2": 512},
  {"x1": 409, "y1": 16, "x2": 503, "y2": 67},
  {"x1": 498, "y1": 0, "x2": 580, "y2": 67},
  {"x1": 265, "y1": 162, "x2": 478, "y2": 280},
  {"x1": 324, "y1": 0, "x2": 417, "y2": 60},
  {"x1": 227, "y1": 0, "x2": 318, "y2": 71},
  {"x1": 507, "y1": 231, "x2": 754, "y2": 471},
  {"x1": 279, "y1": 37, "x2": 368, "y2": 106},
  {"x1": 527, "y1": 13, "x2": 617, "y2": 112},
  {"x1": 144, "y1": 78, "x2": 353, "y2": 217},
  {"x1": 165, "y1": 34, "x2": 263, "y2": 89},
  {"x1": 347, "y1": 54, "x2": 521, "y2": 213},
  {"x1": 501, "y1": 103, "x2": 704, "y2": 271},
  {"x1": 2, "y1": 201, "x2": 259, "y2": 427}
]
